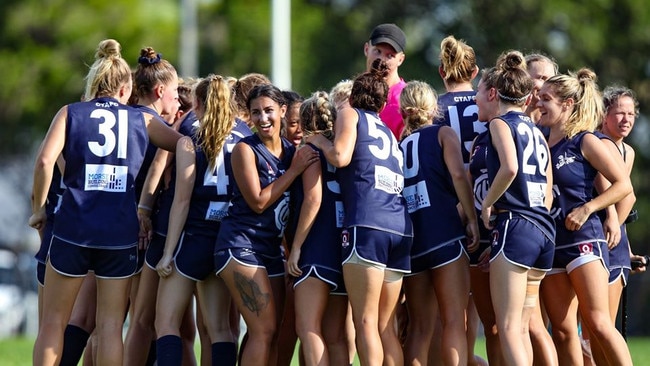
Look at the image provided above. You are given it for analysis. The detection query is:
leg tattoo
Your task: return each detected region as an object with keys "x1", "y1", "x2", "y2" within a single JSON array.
[{"x1": 234, "y1": 271, "x2": 270, "y2": 316}]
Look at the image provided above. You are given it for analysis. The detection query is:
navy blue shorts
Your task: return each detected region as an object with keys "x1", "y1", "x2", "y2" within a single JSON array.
[
  {"x1": 49, "y1": 237, "x2": 138, "y2": 279},
  {"x1": 174, "y1": 231, "x2": 218, "y2": 282},
  {"x1": 145, "y1": 232, "x2": 166, "y2": 269},
  {"x1": 36, "y1": 220, "x2": 55, "y2": 286},
  {"x1": 409, "y1": 239, "x2": 467, "y2": 274},
  {"x1": 468, "y1": 240, "x2": 491, "y2": 266},
  {"x1": 330, "y1": 280, "x2": 348, "y2": 296},
  {"x1": 342, "y1": 226, "x2": 412, "y2": 273},
  {"x1": 608, "y1": 226, "x2": 631, "y2": 284},
  {"x1": 294, "y1": 265, "x2": 346, "y2": 294},
  {"x1": 35, "y1": 219, "x2": 54, "y2": 265},
  {"x1": 469, "y1": 218, "x2": 492, "y2": 266},
  {"x1": 37, "y1": 262, "x2": 46, "y2": 287},
  {"x1": 134, "y1": 248, "x2": 146, "y2": 274},
  {"x1": 609, "y1": 268, "x2": 630, "y2": 286},
  {"x1": 552, "y1": 240, "x2": 608, "y2": 274},
  {"x1": 489, "y1": 212, "x2": 554, "y2": 271},
  {"x1": 214, "y1": 248, "x2": 285, "y2": 277}
]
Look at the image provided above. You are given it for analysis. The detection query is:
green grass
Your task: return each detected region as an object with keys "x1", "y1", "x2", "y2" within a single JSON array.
[{"x1": 3, "y1": 336, "x2": 650, "y2": 365}]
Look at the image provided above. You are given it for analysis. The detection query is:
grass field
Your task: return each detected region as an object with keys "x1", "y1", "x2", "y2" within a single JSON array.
[{"x1": 3, "y1": 336, "x2": 650, "y2": 365}]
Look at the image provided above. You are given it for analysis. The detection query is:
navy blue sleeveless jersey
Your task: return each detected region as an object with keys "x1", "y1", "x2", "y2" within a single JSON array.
[
  {"x1": 133, "y1": 105, "x2": 171, "y2": 199},
  {"x1": 467, "y1": 130, "x2": 493, "y2": 254},
  {"x1": 232, "y1": 118, "x2": 254, "y2": 139},
  {"x1": 486, "y1": 111, "x2": 554, "y2": 240},
  {"x1": 179, "y1": 115, "x2": 251, "y2": 142},
  {"x1": 591, "y1": 132, "x2": 632, "y2": 272},
  {"x1": 35, "y1": 167, "x2": 65, "y2": 264},
  {"x1": 178, "y1": 110, "x2": 199, "y2": 137},
  {"x1": 593, "y1": 131, "x2": 619, "y2": 219},
  {"x1": 285, "y1": 179, "x2": 303, "y2": 248},
  {"x1": 150, "y1": 111, "x2": 194, "y2": 237},
  {"x1": 46, "y1": 166, "x2": 65, "y2": 216},
  {"x1": 469, "y1": 131, "x2": 490, "y2": 214},
  {"x1": 593, "y1": 131, "x2": 616, "y2": 224},
  {"x1": 550, "y1": 131, "x2": 604, "y2": 245},
  {"x1": 184, "y1": 123, "x2": 251, "y2": 234},
  {"x1": 434, "y1": 91, "x2": 486, "y2": 165},
  {"x1": 152, "y1": 174, "x2": 175, "y2": 236},
  {"x1": 400, "y1": 125, "x2": 465, "y2": 253},
  {"x1": 336, "y1": 109, "x2": 412, "y2": 236},
  {"x1": 215, "y1": 134, "x2": 296, "y2": 256},
  {"x1": 54, "y1": 97, "x2": 148, "y2": 248},
  {"x1": 296, "y1": 144, "x2": 345, "y2": 270},
  {"x1": 153, "y1": 116, "x2": 253, "y2": 236}
]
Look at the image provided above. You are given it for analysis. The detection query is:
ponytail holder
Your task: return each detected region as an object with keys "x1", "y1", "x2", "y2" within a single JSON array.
[
  {"x1": 497, "y1": 91, "x2": 530, "y2": 104},
  {"x1": 138, "y1": 53, "x2": 162, "y2": 65}
]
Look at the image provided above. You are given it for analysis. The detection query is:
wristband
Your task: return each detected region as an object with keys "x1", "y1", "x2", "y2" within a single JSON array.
[
  {"x1": 625, "y1": 209, "x2": 638, "y2": 224},
  {"x1": 138, "y1": 204, "x2": 152, "y2": 211}
]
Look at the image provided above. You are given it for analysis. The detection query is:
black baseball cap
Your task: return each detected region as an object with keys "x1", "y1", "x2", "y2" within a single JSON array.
[{"x1": 369, "y1": 23, "x2": 406, "y2": 53}]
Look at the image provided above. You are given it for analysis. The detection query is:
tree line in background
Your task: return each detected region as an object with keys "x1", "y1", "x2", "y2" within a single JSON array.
[{"x1": 2, "y1": 0, "x2": 650, "y2": 334}]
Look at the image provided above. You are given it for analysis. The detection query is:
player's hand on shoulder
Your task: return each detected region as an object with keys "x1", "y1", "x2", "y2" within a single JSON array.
[{"x1": 291, "y1": 144, "x2": 319, "y2": 173}]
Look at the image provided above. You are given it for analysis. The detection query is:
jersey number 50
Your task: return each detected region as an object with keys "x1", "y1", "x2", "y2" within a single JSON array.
[{"x1": 366, "y1": 117, "x2": 403, "y2": 167}]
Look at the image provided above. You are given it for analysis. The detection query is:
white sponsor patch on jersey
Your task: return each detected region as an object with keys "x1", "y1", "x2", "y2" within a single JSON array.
[
  {"x1": 374, "y1": 165, "x2": 403, "y2": 194},
  {"x1": 527, "y1": 182, "x2": 547, "y2": 207},
  {"x1": 403, "y1": 180, "x2": 430, "y2": 213},
  {"x1": 206, "y1": 201, "x2": 229, "y2": 221},
  {"x1": 84, "y1": 164, "x2": 128, "y2": 192}
]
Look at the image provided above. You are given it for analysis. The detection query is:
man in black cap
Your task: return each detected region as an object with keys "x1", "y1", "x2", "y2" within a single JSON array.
[{"x1": 364, "y1": 23, "x2": 407, "y2": 138}]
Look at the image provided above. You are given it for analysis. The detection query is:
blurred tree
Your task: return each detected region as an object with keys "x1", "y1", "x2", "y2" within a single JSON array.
[{"x1": 0, "y1": 0, "x2": 179, "y2": 157}]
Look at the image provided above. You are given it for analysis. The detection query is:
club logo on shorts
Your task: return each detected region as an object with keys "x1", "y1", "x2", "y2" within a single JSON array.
[
  {"x1": 240, "y1": 248, "x2": 253, "y2": 257},
  {"x1": 341, "y1": 229, "x2": 350, "y2": 248},
  {"x1": 579, "y1": 243, "x2": 594, "y2": 256}
]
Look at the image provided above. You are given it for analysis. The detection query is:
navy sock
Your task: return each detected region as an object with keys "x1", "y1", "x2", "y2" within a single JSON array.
[
  {"x1": 211, "y1": 342, "x2": 237, "y2": 366},
  {"x1": 156, "y1": 335, "x2": 182, "y2": 366},
  {"x1": 145, "y1": 340, "x2": 157, "y2": 366},
  {"x1": 60, "y1": 324, "x2": 90, "y2": 366}
]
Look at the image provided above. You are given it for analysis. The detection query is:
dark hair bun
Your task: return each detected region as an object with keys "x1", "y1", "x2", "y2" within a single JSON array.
[
  {"x1": 370, "y1": 58, "x2": 390, "y2": 80},
  {"x1": 498, "y1": 50, "x2": 526, "y2": 72}
]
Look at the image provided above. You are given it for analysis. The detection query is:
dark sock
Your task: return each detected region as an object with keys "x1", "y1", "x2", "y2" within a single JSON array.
[
  {"x1": 156, "y1": 335, "x2": 182, "y2": 366},
  {"x1": 145, "y1": 340, "x2": 157, "y2": 366},
  {"x1": 60, "y1": 324, "x2": 90, "y2": 366},
  {"x1": 211, "y1": 342, "x2": 237, "y2": 366}
]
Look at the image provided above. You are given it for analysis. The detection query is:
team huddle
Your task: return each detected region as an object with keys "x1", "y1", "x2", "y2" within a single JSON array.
[{"x1": 28, "y1": 22, "x2": 644, "y2": 366}]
